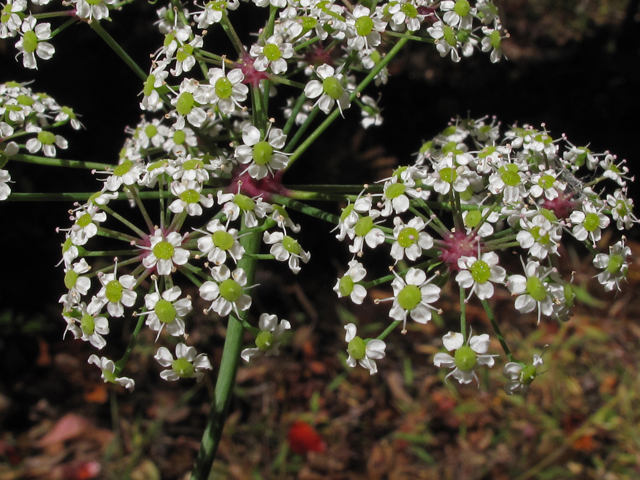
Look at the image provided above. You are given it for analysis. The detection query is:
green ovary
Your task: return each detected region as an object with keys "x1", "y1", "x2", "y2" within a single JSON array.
[
  {"x1": 17, "y1": 94, "x2": 34, "y2": 106},
  {"x1": 283, "y1": 236, "x2": 301, "y2": 255},
  {"x1": 81, "y1": 314, "x2": 95, "y2": 335},
  {"x1": 253, "y1": 141, "x2": 273, "y2": 165},
  {"x1": 105, "y1": 280, "x2": 123, "y2": 303},
  {"x1": 256, "y1": 331, "x2": 274, "y2": 352},
  {"x1": 215, "y1": 77, "x2": 233, "y2": 99},
  {"x1": 354, "y1": 216, "x2": 373, "y2": 237},
  {"x1": 113, "y1": 159, "x2": 133, "y2": 176},
  {"x1": 347, "y1": 336, "x2": 366, "y2": 360},
  {"x1": 212, "y1": 230, "x2": 234, "y2": 250},
  {"x1": 397, "y1": 284, "x2": 421, "y2": 311},
  {"x1": 153, "y1": 241, "x2": 175, "y2": 260},
  {"x1": 22, "y1": 31, "x2": 38, "y2": 53},
  {"x1": 454, "y1": 345, "x2": 476, "y2": 371},
  {"x1": 490, "y1": 30, "x2": 501, "y2": 50},
  {"x1": 583, "y1": 212, "x2": 600, "y2": 232},
  {"x1": 401, "y1": 3, "x2": 418, "y2": 17},
  {"x1": 172, "y1": 358, "x2": 195, "y2": 378},
  {"x1": 182, "y1": 158, "x2": 204, "y2": 170},
  {"x1": 301, "y1": 16, "x2": 317, "y2": 30},
  {"x1": 397, "y1": 227, "x2": 418, "y2": 248},
  {"x1": 102, "y1": 369, "x2": 117, "y2": 383},
  {"x1": 385, "y1": 183, "x2": 405, "y2": 199},
  {"x1": 176, "y1": 44, "x2": 193, "y2": 62},
  {"x1": 443, "y1": 26, "x2": 457, "y2": 47},
  {"x1": 155, "y1": 299, "x2": 177, "y2": 324},
  {"x1": 64, "y1": 270, "x2": 79, "y2": 289},
  {"x1": 520, "y1": 364, "x2": 537, "y2": 385},
  {"x1": 38, "y1": 131, "x2": 56, "y2": 145},
  {"x1": 234, "y1": 193, "x2": 255, "y2": 211},
  {"x1": 76, "y1": 212, "x2": 92, "y2": 228},
  {"x1": 339, "y1": 204, "x2": 355, "y2": 223},
  {"x1": 173, "y1": 130, "x2": 186, "y2": 144},
  {"x1": 209, "y1": 0, "x2": 226, "y2": 11},
  {"x1": 86, "y1": 0, "x2": 103, "y2": 5},
  {"x1": 607, "y1": 254, "x2": 624, "y2": 274},
  {"x1": 2, "y1": 5, "x2": 11, "y2": 23},
  {"x1": 180, "y1": 189, "x2": 200, "y2": 204},
  {"x1": 454, "y1": 0, "x2": 470, "y2": 16},
  {"x1": 500, "y1": 164, "x2": 521, "y2": 186},
  {"x1": 464, "y1": 211, "x2": 482, "y2": 228},
  {"x1": 176, "y1": 92, "x2": 195, "y2": 116},
  {"x1": 470, "y1": 260, "x2": 491, "y2": 283},
  {"x1": 322, "y1": 76, "x2": 344, "y2": 100},
  {"x1": 339, "y1": 275, "x2": 354, "y2": 297},
  {"x1": 145, "y1": 124, "x2": 158, "y2": 138},
  {"x1": 263, "y1": 43, "x2": 282, "y2": 61},
  {"x1": 439, "y1": 167, "x2": 457, "y2": 184},
  {"x1": 526, "y1": 276, "x2": 547, "y2": 302},
  {"x1": 355, "y1": 15, "x2": 374, "y2": 36},
  {"x1": 538, "y1": 175, "x2": 555, "y2": 189},
  {"x1": 530, "y1": 226, "x2": 549, "y2": 244},
  {"x1": 219, "y1": 279, "x2": 242, "y2": 302},
  {"x1": 143, "y1": 74, "x2": 156, "y2": 96}
]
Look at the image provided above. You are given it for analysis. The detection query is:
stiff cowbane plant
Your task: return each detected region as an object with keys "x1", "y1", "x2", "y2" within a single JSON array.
[{"x1": 0, "y1": 0, "x2": 636, "y2": 477}]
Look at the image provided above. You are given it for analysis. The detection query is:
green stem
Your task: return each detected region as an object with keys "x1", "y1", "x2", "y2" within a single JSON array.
[
  {"x1": 270, "y1": 194, "x2": 339, "y2": 224},
  {"x1": 283, "y1": 105, "x2": 320, "y2": 153},
  {"x1": 480, "y1": 299, "x2": 515, "y2": 362},
  {"x1": 190, "y1": 216, "x2": 262, "y2": 480},
  {"x1": 460, "y1": 287, "x2": 467, "y2": 342},
  {"x1": 50, "y1": 17, "x2": 77, "y2": 38},
  {"x1": 10, "y1": 153, "x2": 112, "y2": 170},
  {"x1": 96, "y1": 226, "x2": 140, "y2": 244},
  {"x1": 221, "y1": 12, "x2": 244, "y2": 57},
  {"x1": 126, "y1": 185, "x2": 155, "y2": 233},
  {"x1": 101, "y1": 205, "x2": 149, "y2": 239},
  {"x1": 89, "y1": 20, "x2": 148, "y2": 82},
  {"x1": 376, "y1": 320, "x2": 402, "y2": 341}
]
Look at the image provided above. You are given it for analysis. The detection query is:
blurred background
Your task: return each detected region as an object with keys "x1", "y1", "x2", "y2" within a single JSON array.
[{"x1": 1, "y1": 0, "x2": 640, "y2": 478}]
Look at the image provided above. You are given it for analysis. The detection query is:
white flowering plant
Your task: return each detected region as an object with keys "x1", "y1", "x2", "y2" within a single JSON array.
[{"x1": 0, "y1": 0, "x2": 637, "y2": 477}]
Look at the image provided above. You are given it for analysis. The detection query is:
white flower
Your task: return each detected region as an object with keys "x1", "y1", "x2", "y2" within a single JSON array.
[
  {"x1": 390, "y1": 216, "x2": 434, "y2": 263},
  {"x1": 503, "y1": 354, "x2": 544, "y2": 394},
  {"x1": 241, "y1": 313, "x2": 291, "y2": 362},
  {"x1": 334, "y1": 259, "x2": 367, "y2": 304},
  {"x1": 386, "y1": 268, "x2": 441, "y2": 331},
  {"x1": 516, "y1": 213, "x2": 562, "y2": 260},
  {"x1": 249, "y1": 34, "x2": 294, "y2": 74},
  {"x1": 60, "y1": 258, "x2": 92, "y2": 309},
  {"x1": 606, "y1": 189, "x2": 638, "y2": 230},
  {"x1": 74, "y1": 0, "x2": 117, "y2": 20},
  {"x1": 593, "y1": 238, "x2": 631, "y2": 292},
  {"x1": 64, "y1": 303, "x2": 109, "y2": 350},
  {"x1": 263, "y1": 231, "x2": 310, "y2": 274},
  {"x1": 345, "y1": 5, "x2": 386, "y2": 52},
  {"x1": 68, "y1": 205, "x2": 106, "y2": 246},
  {"x1": 217, "y1": 191, "x2": 273, "y2": 228},
  {"x1": 344, "y1": 323, "x2": 386, "y2": 375},
  {"x1": 90, "y1": 265, "x2": 137, "y2": 318},
  {"x1": 506, "y1": 260, "x2": 559, "y2": 324},
  {"x1": 14, "y1": 17, "x2": 54, "y2": 69},
  {"x1": 0, "y1": 0, "x2": 26, "y2": 39},
  {"x1": 142, "y1": 229, "x2": 190, "y2": 276},
  {"x1": 155, "y1": 343, "x2": 212, "y2": 382},
  {"x1": 0, "y1": 169, "x2": 11, "y2": 201},
  {"x1": 143, "y1": 286, "x2": 192, "y2": 340},
  {"x1": 456, "y1": 251, "x2": 506, "y2": 300},
  {"x1": 199, "y1": 265, "x2": 252, "y2": 317},
  {"x1": 347, "y1": 210, "x2": 386, "y2": 255},
  {"x1": 570, "y1": 203, "x2": 610, "y2": 245},
  {"x1": 433, "y1": 332, "x2": 497, "y2": 385},
  {"x1": 304, "y1": 64, "x2": 351, "y2": 115},
  {"x1": 195, "y1": 0, "x2": 239, "y2": 28},
  {"x1": 205, "y1": 65, "x2": 248, "y2": 114},
  {"x1": 235, "y1": 124, "x2": 290, "y2": 180},
  {"x1": 169, "y1": 180, "x2": 214, "y2": 216},
  {"x1": 197, "y1": 219, "x2": 245, "y2": 265},
  {"x1": 25, "y1": 122, "x2": 68, "y2": 158},
  {"x1": 88, "y1": 355, "x2": 135, "y2": 390}
]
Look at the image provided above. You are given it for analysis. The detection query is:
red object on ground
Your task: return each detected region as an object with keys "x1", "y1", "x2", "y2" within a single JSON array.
[{"x1": 287, "y1": 421, "x2": 326, "y2": 455}]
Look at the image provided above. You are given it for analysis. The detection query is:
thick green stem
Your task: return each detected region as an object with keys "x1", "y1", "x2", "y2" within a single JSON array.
[
  {"x1": 89, "y1": 20, "x2": 147, "y2": 82},
  {"x1": 10, "y1": 153, "x2": 112, "y2": 170},
  {"x1": 190, "y1": 216, "x2": 261, "y2": 480},
  {"x1": 481, "y1": 299, "x2": 515, "y2": 362}
]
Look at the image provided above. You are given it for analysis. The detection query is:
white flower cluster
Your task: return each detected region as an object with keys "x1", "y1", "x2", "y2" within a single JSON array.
[{"x1": 332, "y1": 117, "x2": 636, "y2": 385}]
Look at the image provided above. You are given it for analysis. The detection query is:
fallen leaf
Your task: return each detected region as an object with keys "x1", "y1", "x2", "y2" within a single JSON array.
[
  {"x1": 288, "y1": 421, "x2": 326, "y2": 455},
  {"x1": 36, "y1": 413, "x2": 89, "y2": 447}
]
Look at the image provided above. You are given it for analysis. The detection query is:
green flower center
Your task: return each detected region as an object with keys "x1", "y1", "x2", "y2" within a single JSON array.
[
  {"x1": 234, "y1": 193, "x2": 255, "y2": 211},
  {"x1": 616, "y1": 200, "x2": 629, "y2": 216},
  {"x1": 385, "y1": 183, "x2": 405, "y2": 199},
  {"x1": 530, "y1": 226, "x2": 550, "y2": 245},
  {"x1": 538, "y1": 174, "x2": 555, "y2": 189},
  {"x1": 105, "y1": 280, "x2": 123, "y2": 303},
  {"x1": 490, "y1": 30, "x2": 501, "y2": 50},
  {"x1": 540, "y1": 208, "x2": 558, "y2": 223},
  {"x1": 164, "y1": 33, "x2": 175, "y2": 48},
  {"x1": 219, "y1": 278, "x2": 242, "y2": 302},
  {"x1": 499, "y1": 164, "x2": 521, "y2": 187},
  {"x1": 102, "y1": 369, "x2": 117, "y2": 383},
  {"x1": 253, "y1": 141, "x2": 273, "y2": 165},
  {"x1": 439, "y1": 167, "x2": 457, "y2": 184},
  {"x1": 172, "y1": 358, "x2": 195, "y2": 378},
  {"x1": 145, "y1": 124, "x2": 158, "y2": 138},
  {"x1": 397, "y1": 227, "x2": 419, "y2": 248},
  {"x1": 17, "y1": 94, "x2": 34, "y2": 106},
  {"x1": 354, "y1": 216, "x2": 373, "y2": 237},
  {"x1": 583, "y1": 212, "x2": 600, "y2": 232},
  {"x1": 64, "y1": 270, "x2": 79, "y2": 289},
  {"x1": 355, "y1": 15, "x2": 374, "y2": 36},
  {"x1": 526, "y1": 276, "x2": 547, "y2": 302},
  {"x1": 212, "y1": 230, "x2": 234, "y2": 250},
  {"x1": 256, "y1": 331, "x2": 274, "y2": 352},
  {"x1": 283, "y1": 235, "x2": 301, "y2": 255},
  {"x1": 86, "y1": 0, "x2": 103, "y2": 6},
  {"x1": 153, "y1": 240, "x2": 175, "y2": 260},
  {"x1": 208, "y1": 0, "x2": 226, "y2": 11},
  {"x1": 347, "y1": 336, "x2": 366, "y2": 360},
  {"x1": 479, "y1": 145, "x2": 496, "y2": 158},
  {"x1": 322, "y1": 76, "x2": 344, "y2": 100},
  {"x1": 22, "y1": 31, "x2": 39, "y2": 54},
  {"x1": 215, "y1": 77, "x2": 233, "y2": 99},
  {"x1": 144, "y1": 74, "x2": 156, "y2": 96},
  {"x1": 607, "y1": 254, "x2": 624, "y2": 274},
  {"x1": 81, "y1": 314, "x2": 95, "y2": 335},
  {"x1": 301, "y1": 15, "x2": 317, "y2": 30},
  {"x1": 339, "y1": 203, "x2": 355, "y2": 223},
  {"x1": 176, "y1": 44, "x2": 193, "y2": 62},
  {"x1": 520, "y1": 364, "x2": 537, "y2": 385},
  {"x1": 180, "y1": 189, "x2": 200, "y2": 204},
  {"x1": 454, "y1": 345, "x2": 476, "y2": 371},
  {"x1": 453, "y1": 0, "x2": 471, "y2": 17},
  {"x1": 339, "y1": 275, "x2": 354, "y2": 297},
  {"x1": 173, "y1": 130, "x2": 186, "y2": 145},
  {"x1": 464, "y1": 211, "x2": 482, "y2": 228},
  {"x1": 443, "y1": 25, "x2": 457, "y2": 47},
  {"x1": 397, "y1": 284, "x2": 421, "y2": 311},
  {"x1": 76, "y1": 212, "x2": 93, "y2": 228},
  {"x1": 401, "y1": 3, "x2": 418, "y2": 18},
  {"x1": 263, "y1": 43, "x2": 282, "y2": 61},
  {"x1": 183, "y1": 158, "x2": 204, "y2": 170},
  {"x1": 1, "y1": 5, "x2": 11, "y2": 23},
  {"x1": 38, "y1": 131, "x2": 56, "y2": 145},
  {"x1": 155, "y1": 299, "x2": 177, "y2": 324},
  {"x1": 147, "y1": 159, "x2": 167, "y2": 172},
  {"x1": 113, "y1": 159, "x2": 133, "y2": 177},
  {"x1": 176, "y1": 92, "x2": 195, "y2": 116},
  {"x1": 470, "y1": 260, "x2": 491, "y2": 283}
]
